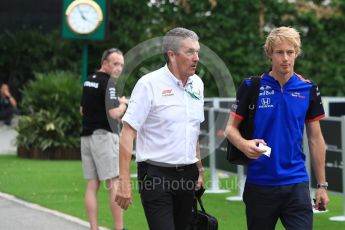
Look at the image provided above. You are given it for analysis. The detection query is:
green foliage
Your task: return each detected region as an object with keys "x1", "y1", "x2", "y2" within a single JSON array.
[
  {"x1": 0, "y1": 30, "x2": 81, "y2": 99},
  {"x1": 16, "y1": 71, "x2": 82, "y2": 150},
  {"x1": 0, "y1": 0, "x2": 345, "y2": 97}
]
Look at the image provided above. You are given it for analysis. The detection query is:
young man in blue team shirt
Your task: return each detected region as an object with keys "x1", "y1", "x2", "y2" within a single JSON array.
[{"x1": 226, "y1": 26, "x2": 329, "y2": 230}]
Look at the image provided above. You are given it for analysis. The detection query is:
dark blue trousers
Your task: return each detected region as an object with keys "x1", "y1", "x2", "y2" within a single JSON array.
[{"x1": 243, "y1": 182, "x2": 313, "y2": 230}]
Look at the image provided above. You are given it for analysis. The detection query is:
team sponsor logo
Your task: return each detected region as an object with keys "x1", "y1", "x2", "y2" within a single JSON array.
[
  {"x1": 259, "y1": 85, "x2": 274, "y2": 96},
  {"x1": 162, "y1": 89, "x2": 174, "y2": 96},
  {"x1": 291, "y1": 91, "x2": 305, "y2": 99},
  {"x1": 260, "y1": 85, "x2": 272, "y2": 90},
  {"x1": 258, "y1": 97, "x2": 274, "y2": 108},
  {"x1": 84, "y1": 81, "x2": 99, "y2": 88},
  {"x1": 261, "y1": 98, "x2": 270, "y2": 105},
  {"x1": 109, "y1": 88, "x2": 116, "y2": 99}
]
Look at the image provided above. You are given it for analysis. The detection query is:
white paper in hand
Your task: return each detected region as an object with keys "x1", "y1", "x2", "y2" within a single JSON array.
[{"x1": 258, "y1": 143, "x2": 271, "y2": 157}]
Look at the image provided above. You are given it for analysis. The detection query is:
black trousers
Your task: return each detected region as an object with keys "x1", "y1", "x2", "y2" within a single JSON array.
[
  {"x1": 243, "y1": 182, "x2": 313, "y2": 230},
  {"x1": 137, "y1": 162, "x2": 199, "y2": 230}
]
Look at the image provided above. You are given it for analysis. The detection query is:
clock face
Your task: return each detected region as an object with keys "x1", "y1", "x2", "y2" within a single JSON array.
[{"x1": 66, "y1": 0, "x2": 103, "y2": 34}]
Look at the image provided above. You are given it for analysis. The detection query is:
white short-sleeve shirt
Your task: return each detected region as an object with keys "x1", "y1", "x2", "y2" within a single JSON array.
[{"x1": 122, "y1": 65, "x2": 204, "y2": 164}]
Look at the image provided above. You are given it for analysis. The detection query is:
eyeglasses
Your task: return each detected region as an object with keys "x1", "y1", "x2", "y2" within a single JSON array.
[{"x1": 101, "y1": 48, "x2": 122, "y2": 63}]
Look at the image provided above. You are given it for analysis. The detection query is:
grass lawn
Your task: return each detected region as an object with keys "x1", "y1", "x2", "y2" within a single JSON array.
[{"x1": 0, "y1": 154, "x2": 344, "y2": 229}]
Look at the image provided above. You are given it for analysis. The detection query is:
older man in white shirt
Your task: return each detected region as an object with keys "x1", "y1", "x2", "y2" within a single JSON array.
[{"x1": 115, "y1": 27, "x2": 205, "y2": 230}]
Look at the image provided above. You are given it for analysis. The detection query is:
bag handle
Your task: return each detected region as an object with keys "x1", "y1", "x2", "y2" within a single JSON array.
[
  {"x1": 196, "y1": 196, "x2": 206, "y2": 212},
  {"x1": 246, "y1": 76, "x2": 261, "y2": 137}
]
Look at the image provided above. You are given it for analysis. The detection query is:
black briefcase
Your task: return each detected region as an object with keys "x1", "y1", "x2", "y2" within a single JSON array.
[{"x1": 186, "y1": 187, "x2": 218, "y2": 230}]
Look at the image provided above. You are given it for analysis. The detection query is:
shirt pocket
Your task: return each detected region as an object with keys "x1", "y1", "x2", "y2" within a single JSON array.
[{"x1": 189, "y1": 99, "x2": 204, "y2": 122}]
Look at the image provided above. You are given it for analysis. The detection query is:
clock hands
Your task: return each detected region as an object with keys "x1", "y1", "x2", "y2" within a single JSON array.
[
  {"x1": 77, "y1": 6, "x2": 87, "y2": 21},
  {"x1": 77, "y1": 6, "x2": 99, "y2": 27},
  {"x1": 77, "y1": 5, "x2": 96, "y2": 26}
]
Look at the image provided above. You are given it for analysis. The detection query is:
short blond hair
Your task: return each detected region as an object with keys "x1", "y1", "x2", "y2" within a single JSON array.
[{"x1": 264, "y1": 26, "x2": 301, "y2": 58}]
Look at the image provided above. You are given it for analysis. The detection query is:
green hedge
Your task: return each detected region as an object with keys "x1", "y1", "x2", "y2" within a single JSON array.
[{"x1": 16, "y1": 71, "x2": 82, "y2": 150}]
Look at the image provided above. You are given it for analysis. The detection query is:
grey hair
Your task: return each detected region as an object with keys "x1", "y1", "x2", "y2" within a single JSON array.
[
  {"x1": 100, "y1": 48, "x2": 123, "y2": 65},
  {"x1": 162, "y1": 27, "x2": 199, "y2": 63}
]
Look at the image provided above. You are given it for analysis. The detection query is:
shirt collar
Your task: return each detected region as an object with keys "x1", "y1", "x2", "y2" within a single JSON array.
[
  {"x1": 264, "y1": 72, "x2": 297, "y2": 82},
  {"x1": 163, "y1": 64, "x2": 193, "y2": 89}
]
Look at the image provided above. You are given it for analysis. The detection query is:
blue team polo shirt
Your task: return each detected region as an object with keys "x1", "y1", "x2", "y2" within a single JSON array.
[{"x1": 232, "y1": 72, "x2": 325, "y2": 186}]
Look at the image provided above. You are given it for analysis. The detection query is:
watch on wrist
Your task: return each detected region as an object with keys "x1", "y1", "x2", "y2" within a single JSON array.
[{"x1": 317, "y1": 182, "x2": 328, "y2": 190}]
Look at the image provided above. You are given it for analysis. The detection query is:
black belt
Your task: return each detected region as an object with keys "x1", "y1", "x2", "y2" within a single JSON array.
[{"x1": 145, "y1": 160, "x2": 195, "y2": 172}]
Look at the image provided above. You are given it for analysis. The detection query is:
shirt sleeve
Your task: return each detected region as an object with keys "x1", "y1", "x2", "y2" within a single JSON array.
[
  {"x1": 105, "y1": 79, "x2": 119, "y2": 110},
  {"x1": 122, "y1": 78, "x2": 152, "y2": 131},
  {"x1": 306, "y1": 84, "x2": 325, "y2": 122},
  {"x1": 230, "y1": 79, "x2": 251, "y2": 121}
]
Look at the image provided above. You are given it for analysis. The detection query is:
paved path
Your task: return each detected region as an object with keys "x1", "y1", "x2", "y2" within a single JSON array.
[
  {"x1": 0, "y1": 123, "x2": 17, "y2": 155},
  {"x1": 0, "y1": 192, "x2": 93, "y2": 230}
]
